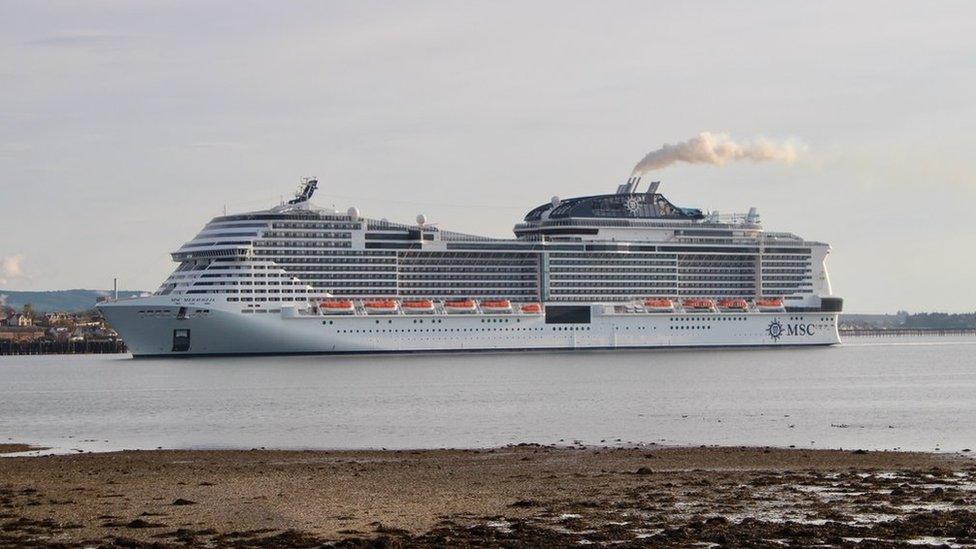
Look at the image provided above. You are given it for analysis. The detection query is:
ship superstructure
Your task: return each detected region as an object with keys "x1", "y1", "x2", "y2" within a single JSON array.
[{"x1": 99, "y1": 177, "x2": 842, "y2": 356}]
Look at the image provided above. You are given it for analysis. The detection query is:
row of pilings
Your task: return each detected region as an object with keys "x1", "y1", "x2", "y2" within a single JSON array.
[
  {"x1": 841, "y1": 328, "x2": 976, "y2": 337},
  {"x1": 0, "y1": 340, "x2": 128, "y2": 356}
]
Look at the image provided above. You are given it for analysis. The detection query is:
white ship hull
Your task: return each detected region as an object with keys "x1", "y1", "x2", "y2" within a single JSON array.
[{"x1": 100, "y1": 296, "x2": 840, "y2": 357}]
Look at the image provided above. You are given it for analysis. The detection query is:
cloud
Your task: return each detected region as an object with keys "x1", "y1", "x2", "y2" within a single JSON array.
[
  {"x1": 632, "y1": 132, "x2": 799, "y2": 175},
  {"x1": 0, "y1": 254, "x2": 26, "y2": 285}
]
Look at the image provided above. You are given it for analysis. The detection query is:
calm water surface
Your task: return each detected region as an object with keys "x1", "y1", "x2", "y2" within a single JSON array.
[{"x1": 1, "y1": 336, "x2": 974, "y2": 454}]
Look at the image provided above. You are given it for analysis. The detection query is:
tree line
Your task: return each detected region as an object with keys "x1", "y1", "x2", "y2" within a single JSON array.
[{"x1": 902, "y1": 312, "x2": 976, "y2": 329}]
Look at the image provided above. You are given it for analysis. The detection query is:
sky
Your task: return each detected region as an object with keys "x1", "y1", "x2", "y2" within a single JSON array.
[{"x1": 1, "y1": 1, "x2": 974, "y2": 313}]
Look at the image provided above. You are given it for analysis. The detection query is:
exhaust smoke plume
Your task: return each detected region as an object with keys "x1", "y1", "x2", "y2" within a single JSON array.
[
  {"x1": 0, "y1": 254, "x2": 25, "y2": 285},
  {"x1": 632, "y1": 132, "x2": 798, "y2": 175}
]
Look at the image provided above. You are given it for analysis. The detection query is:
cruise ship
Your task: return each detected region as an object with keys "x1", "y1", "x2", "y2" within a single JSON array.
[{"x1": 98, "y1": 177, "x2": 842, "y2": 356}]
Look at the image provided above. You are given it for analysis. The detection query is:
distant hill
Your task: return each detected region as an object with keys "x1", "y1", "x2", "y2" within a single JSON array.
[
  {"x1": 839, "y1": 313, "x2": 908, "y2": 327},
  {"x1": 0, "y1": 289, "x2": 147, "y2": 313},
  {"x1": 841, "y1": 312, "x2": 976, "y2": 329}
]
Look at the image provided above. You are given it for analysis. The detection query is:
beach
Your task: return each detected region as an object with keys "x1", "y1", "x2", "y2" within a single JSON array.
[{"x1": 2, "y1": 444, "x2": 975, "y2": 546}]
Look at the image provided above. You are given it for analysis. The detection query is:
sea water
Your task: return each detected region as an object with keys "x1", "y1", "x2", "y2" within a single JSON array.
[{"x1": 1, "y1": 336, "x2": 974, "y2": 454}]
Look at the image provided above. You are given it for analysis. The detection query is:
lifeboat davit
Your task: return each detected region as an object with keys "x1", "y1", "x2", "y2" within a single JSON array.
[
  {"x1": 682, "y1": 299, "x2": 715, "y2": 312},
  {"x1": 444, "y1": 299, "x2": 477, "y2": 314},
  {"x1": 719, "y1": 298, "x2": 749, "y2": 310},
  {"x1": 401, "y1": 299, "x2": 435, "y2": 314},
  {"x1": 520, "y1": 302, "x2": 543, "y2": 314},
  {"x1": 643, "y1": 298, "x2": 674, "y2": 312},
  {"x1": 480, "y1": 299, "x2": 512, "y2": 314},
  {"x1": 363, "y1": 299, "x2": 398, "y2": 314},
  {"x1": 755, "y1": 298, "x2": 785, "y2": 312},
  {"x1": 321, "y1": 299, "x2": 355, "y2": 314}
]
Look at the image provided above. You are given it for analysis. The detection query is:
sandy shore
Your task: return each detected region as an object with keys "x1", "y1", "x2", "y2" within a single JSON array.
[{"x1": 2, "y1": 444, "x2": 975, "y2": 547}]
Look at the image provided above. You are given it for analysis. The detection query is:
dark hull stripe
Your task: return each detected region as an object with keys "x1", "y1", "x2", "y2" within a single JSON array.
[{"x1": 133, "y1": 342, "x2": 838, "y2": 359}]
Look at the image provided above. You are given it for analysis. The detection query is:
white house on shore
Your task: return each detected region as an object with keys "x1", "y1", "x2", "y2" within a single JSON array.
[{"x1": 1, "y1": 313, "x2": 33, "y2": 327}]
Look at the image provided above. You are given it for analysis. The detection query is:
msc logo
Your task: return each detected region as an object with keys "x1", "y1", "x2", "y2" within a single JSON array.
[
  {"x1": 767, "y1": 318, "x2": 816, "y2": 342},
  {"x1": 789, "y1": 323, "x2": 816, "y2": 337}
]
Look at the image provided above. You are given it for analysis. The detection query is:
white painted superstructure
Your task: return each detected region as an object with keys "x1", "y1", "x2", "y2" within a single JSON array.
[{"x1": 99, "y1": 177, "x2": 842, "y2": 356}]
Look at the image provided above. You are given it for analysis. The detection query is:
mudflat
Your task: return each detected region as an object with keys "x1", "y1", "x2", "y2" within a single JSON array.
[
  {"x1": 1, "y1": 445, "x2": 975, "y2": 547},
  {"x1": 0, "y1": 444, "x2": 43, "y2": 454}
]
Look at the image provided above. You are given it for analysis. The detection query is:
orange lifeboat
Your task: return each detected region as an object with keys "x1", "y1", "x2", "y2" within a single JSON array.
[
  {"x1": 682, "y1": 299, "x2": 715, "y2": 311},
  {"x1": 401, "y1": 299, "x2": 435, "y2": 314},
  {"x1": 719, "y1": 298, "x2": 748, "y2": 310},
  {"x1": 520, "y1": 302, "x2": 543, "y2": 314},
  {"x1": 363, "y1": 299, "x2": 398, "y2": 314},
  {"x1": 444, "y1": 298, "x2": 477, "y2": 313},
  {"x1": 480, "y1": 299, "x2": 512, "y2": 313},
  {"x1": 321, "y1": 299, "x2": 355, "y2": 314},
  {"x1": 755, "y1": 297, "x2": 785, "y2": 311},
  {"x1": 643, "y1": 298, "x2": 674, "y2": 312}
]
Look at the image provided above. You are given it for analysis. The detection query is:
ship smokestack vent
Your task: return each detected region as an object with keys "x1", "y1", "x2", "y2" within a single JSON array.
[
  {"x1": 617, "y1": 176, "x2": 640, "y2": 194},
  {"x1": 746, "y1": 207, "x2": 760, "y2": 224}
]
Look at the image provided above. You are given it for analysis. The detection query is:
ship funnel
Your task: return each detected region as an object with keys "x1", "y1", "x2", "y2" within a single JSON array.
[
  {"x1": 746, "y1": 207, "x2": 760, "y2": 224},
  {"x1": 616, "y1": 176, "x2": 641, "y2": 194},
  {"x1": 646, "y1": 181, "x2": 660, "y2": 195}
]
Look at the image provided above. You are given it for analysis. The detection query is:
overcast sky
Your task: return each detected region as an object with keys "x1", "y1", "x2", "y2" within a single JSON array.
[{"x1": 1, "y1": 1, "x2": 974, "y2": 313}]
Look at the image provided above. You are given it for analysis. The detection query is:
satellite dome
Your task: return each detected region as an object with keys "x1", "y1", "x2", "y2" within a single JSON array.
[
  {"x1": 551, "y1": 196, "x2": 561, "y2": 208},
  {"x1": 416, "y1": 214, "x2": 427, "y2": 226},
  {"x1": 347, "y1": 207, "x2": 360, "y2": 221}
]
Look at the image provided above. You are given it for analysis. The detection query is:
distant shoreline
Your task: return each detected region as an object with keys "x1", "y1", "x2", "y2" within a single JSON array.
[{"x1": 1, "y1": 445, "x2": 974, "y2": 546}]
